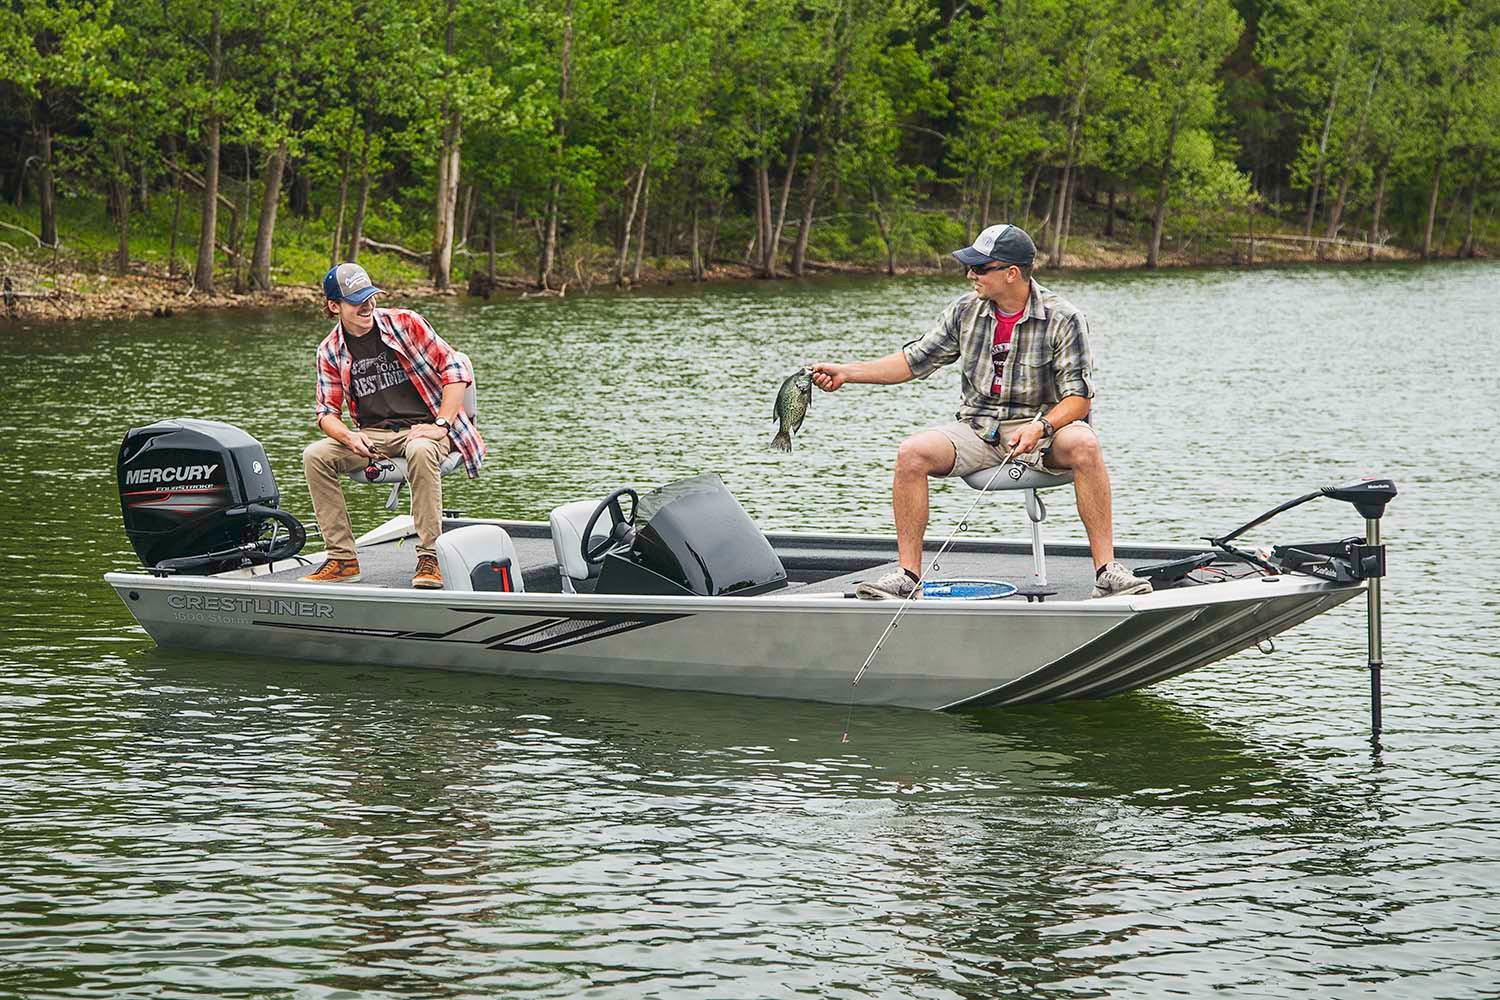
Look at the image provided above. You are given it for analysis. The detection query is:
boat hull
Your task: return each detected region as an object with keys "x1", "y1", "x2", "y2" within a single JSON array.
[{"x1": 105, "y1": 570, "x2": 1361, "y2": 710}]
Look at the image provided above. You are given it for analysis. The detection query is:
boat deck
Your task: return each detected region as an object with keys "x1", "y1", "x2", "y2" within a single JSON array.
[{"x1": 259, "y1": 518, "x2": 1205, "y2": 603}]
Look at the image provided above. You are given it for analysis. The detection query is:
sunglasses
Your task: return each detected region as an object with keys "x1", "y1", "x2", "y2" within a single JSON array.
[{"x1": 967, "y1": 262, "x2": 1014, "y2": 276}]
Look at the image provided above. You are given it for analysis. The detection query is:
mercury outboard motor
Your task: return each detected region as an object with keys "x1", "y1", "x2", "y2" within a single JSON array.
[{"x1": 118, "y1": 419, "x2": 305, "y2": 575}]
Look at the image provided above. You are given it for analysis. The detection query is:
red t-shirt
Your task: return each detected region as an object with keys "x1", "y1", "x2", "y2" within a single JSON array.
[{"x1": 991, "y1": 307, "x2": 1024, "y2": 393}]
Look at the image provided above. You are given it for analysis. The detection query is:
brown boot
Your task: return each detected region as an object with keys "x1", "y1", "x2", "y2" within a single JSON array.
[
  {"x1": 299, "y1": 557, "x2": 361, "y2": 584},
  {"x1": 412, "y1": 554, "x2": 443, "y2": 589}
]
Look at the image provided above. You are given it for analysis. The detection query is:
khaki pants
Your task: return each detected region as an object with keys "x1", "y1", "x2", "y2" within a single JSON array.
[
  {"x1": 934, "y1": 418, "x2": 1078, "y2": 478},
  {"x1": 302, "y1": 427, "x2": 452, "y2": 560}
]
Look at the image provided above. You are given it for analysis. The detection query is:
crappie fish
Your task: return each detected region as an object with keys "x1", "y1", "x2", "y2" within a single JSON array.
[{"x1": 771, "y1": 368, "x2": 813, "y2": 452}]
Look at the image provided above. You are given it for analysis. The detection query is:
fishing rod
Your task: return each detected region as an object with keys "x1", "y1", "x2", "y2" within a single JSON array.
[{"x1": 841, "y1": 440, "x2": 1024, "y2": 743}]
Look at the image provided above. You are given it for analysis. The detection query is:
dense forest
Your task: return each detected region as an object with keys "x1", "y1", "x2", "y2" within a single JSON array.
[{"x1": 2, "y1": 0, "x2": 1496, "y2": 296}]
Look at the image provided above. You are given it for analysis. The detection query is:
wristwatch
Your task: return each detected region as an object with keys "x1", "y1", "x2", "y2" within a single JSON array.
[
  {"x1": 1036, "y1": 416, "x2": 1055, "y2": 438},
  {"x1": 434, "y1": 417, "x2": 451, "y2": 431}
]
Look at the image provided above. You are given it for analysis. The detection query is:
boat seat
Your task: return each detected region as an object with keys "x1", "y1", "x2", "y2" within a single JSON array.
[
  {"x1": 346, "y1": 352, "x2": 477, "y2": 511},
  {"x1": 961, "y1": 464, "x2": 1075, "y2": 588},
  {"x1": 550, "y1": 499, "x2": 613, "y2": 594},
  {"x1": 435, "y1": 524, "x2": 525, "y2": 592}
]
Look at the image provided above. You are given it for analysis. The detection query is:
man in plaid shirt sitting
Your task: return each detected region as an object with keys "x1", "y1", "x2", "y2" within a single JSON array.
[
  {"x1": 299, "y1": 263, "x2": 486, "y2": 589},
  {"x1": 811, "y1": 224, "x2": 1150, "y2": 601}
]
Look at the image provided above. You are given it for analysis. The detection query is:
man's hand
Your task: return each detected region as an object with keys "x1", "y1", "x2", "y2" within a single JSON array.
[
  {"x1": 1005, "y1": 421, "x2": 1046, "y2": 456},
  {"x1": 345, "y1": 430, "x2": 376, "y2": 459},
  {"x1": 810, "y1": 363, "x2": 848, "y2": 392},
  {"x1": 409, "y1": 422, "x2": 449, "y2": 442}
]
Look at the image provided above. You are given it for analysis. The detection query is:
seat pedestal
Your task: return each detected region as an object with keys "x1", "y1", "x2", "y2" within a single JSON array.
[{"x1": 961, "y1": 465, "x2": 1076, "y2": 589}]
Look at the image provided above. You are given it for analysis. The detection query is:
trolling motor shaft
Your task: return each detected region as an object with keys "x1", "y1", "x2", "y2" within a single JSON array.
[{"x1": 1366, "y1": 516, "x2": 1383, "y2": 737}]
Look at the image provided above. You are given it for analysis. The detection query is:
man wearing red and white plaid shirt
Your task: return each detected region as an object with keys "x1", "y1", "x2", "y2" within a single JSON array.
[{"x1": 300, "y1": 263, "x2": 486, "y2": 589}]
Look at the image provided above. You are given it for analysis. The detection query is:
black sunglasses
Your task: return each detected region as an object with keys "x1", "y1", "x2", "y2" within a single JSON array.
[{"x1": 967, "y1": 262, "x2": 1014, "y2": 276}]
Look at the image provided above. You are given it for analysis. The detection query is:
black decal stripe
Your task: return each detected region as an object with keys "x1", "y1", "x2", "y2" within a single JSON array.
[
  {"x1": 404, "y1": 615, "x2": 498, "y2": 641},
  {"x1": 253, "y1": 620, "x2": 407, "y2": 638},
  {"x1": 252, "y1": 610, "x2": 692, "y2": 654}
]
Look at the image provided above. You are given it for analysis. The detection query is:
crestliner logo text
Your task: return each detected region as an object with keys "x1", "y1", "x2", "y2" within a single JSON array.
[
  {"x1": 125, "y1": 464, "x2": 219, "y2": 486},
  {"x1": 168, "y1": 593, "x2": 334, "y2": 618}
]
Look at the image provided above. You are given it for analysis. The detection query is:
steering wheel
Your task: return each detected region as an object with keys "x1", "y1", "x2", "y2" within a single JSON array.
[{"x1": 581, "y1": 488, "x2": 640, "y2": 564}]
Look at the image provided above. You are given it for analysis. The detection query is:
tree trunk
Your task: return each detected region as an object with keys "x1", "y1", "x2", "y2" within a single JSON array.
[
  {"x1": 1324, "y1": 62, "x2": 1380, "y2": 253},
  {"x1": 168, "y1": 134, "x2": 185, "y2": 277},
  {"x1": 111, "y1": 145, "x2": 130, "y2": 275},
  {"x1": 288, "y1": 166, "x2": 311, "y2": 219},
  {"x1": 1104, "y1": 185, "x2": 1115, "y2": 237},
  {"x1": 870, "y1": 184, "x2": 895, "y2": 276},
  {"x1": 1459, "y1": 161, "x2": 1482, "y2": 258},
  {"x1": 631, "y1": 174, "x2": 650, "y2": 283},
  {"x1": 1048, "y1": 163, "x2": 1072, "y2": 268},
  {"x1": 430, "y1": 0, "x2": 460, "y2": 289},
  {"x1": 1021, "y1": 162, "x2": 1041, "y2": 226},
  {"x1": 791, "y1": 141, "x2": 824, "y2": 276},
  {"x1": 229, "y1": 144, "x2": 251, "y2": 293},
  {"x1": 1422, "y1": 156, "x2": 1442, "y2": 259},
  {"x1": 36, "y1": 120, "x2": 58, "y2": 248},
  {"x1": 350, "y1": 126, "x2": 371, "y2": 263},
  {"x1": 1303, "y1": 78, "x2": 1341, "y2": 237},
  {"x1": 331, "y1": 149, "x2": 350, "y2": 265},
  {"x1": 193, "y1": 6, "x2": 223, "y2": 294},
  {"x1": 460, "y1": 183, "x2": 475, "y2": 247},
  {"x1": 1367, "y1": 155, "x2": 1389, "y2": 260},
  {"x1": 540, "y1": 0, "x2": 573, "y2": 290},
  {"x1": 1148, "y1": 109, "x2": 1184, "y2": 269},
  {"x1": 706, "y1": 197, "x2": 723, "y2": 264},
  {"x1": 615, "y1": 162, "x2": 647, "y2": 285},
  {"x1": 765, "y1": 129, "x2": 802, "y2": 276},
  {"x1": 487, "y1": 209, "x2": 496, "y2": 280},
  {"x1": 754, "y1": 159, "x2": 772, "y2": 276},
  {"x1": 690, "y1": 197, "x2": 702, "y2": 281},
  {"x1": 250, "y1": 140, "x2": 287, "y2": 291},
  {"x1": 433, "y1": 112, "x2": 461, "y2": 289}
]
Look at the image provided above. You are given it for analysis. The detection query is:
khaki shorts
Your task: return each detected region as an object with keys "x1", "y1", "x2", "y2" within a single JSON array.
[{"x1": 934, "y1": 418, "x2": 1081, "y2": 479}]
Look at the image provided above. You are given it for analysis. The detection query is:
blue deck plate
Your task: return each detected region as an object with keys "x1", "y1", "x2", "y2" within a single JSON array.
[{"x1": 920, "y1": 579, "x2": 1018, "y2": 600}]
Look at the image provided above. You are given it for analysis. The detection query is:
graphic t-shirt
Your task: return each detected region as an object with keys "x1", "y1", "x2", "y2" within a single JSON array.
[
  {"x1": 990, "y1": 307, "x2": 1024, "y2": 394},
  {"x1": 345, "y1": 328, "x2": 431, "y2": 429}
]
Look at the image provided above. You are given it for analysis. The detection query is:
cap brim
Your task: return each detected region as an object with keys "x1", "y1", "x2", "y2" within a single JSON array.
[
  {"x1": 342, "y1": 285, "x2": 383, "y2": 304},
  {"x1": 951, "y1": 247, "x2": 995, "y2": 267}
]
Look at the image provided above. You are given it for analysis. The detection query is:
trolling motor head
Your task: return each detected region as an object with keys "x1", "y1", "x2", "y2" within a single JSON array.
[{"x1": 1322, "y1": 478, "x2": 1398, "y2": 521}]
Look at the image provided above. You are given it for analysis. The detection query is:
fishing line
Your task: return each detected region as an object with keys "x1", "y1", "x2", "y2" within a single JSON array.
[{"x1": 840, "y1": 440, "x2": 1024, "y2": 743}]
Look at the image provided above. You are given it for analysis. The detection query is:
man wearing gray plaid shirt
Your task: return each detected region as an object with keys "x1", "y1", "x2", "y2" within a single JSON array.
[{"x1": 811, "y1": 223, "x2": 1151, "y2": 601}]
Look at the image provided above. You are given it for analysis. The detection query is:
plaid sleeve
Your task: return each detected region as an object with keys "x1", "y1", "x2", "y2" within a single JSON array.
[
  {"x1": 1051, "y1": 310, "x2": 1096, "y2": 400},
  {"x1": 314, "y1": 337, "x2": 344, "y2": 420},
  {"x1": 901, "y1": 298, "x2": 963, "y2": 379}
]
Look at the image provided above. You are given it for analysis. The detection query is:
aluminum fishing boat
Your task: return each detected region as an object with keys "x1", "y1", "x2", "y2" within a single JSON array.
[{"x1": 106, "y1": 419, "x2": 1396, "y2": 713}]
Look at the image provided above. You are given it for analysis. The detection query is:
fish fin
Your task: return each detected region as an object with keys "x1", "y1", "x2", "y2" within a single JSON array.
[
  {"x1": 793, "y1": 413, "x2": 806, "y2": 434},
  {"x1": 771, "y1": 429, "x2": 792, "y2": 452}
]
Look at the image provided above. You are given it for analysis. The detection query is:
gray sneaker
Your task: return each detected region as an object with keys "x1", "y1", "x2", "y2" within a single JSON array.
[
  {"x1": 855, "y1": 569, "x2": 920, "y2": 601},
  {"x1": 1091, "y1": 561, "x2": 1153, "y2": 599}
]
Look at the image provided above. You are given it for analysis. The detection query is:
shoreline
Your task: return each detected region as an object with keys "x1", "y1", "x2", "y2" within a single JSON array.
[{"x1": 0, "y1": 237, "x2": 1454, "y2": 325}]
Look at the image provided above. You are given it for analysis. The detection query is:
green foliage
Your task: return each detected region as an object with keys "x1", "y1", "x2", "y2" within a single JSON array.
[{"x1": 1, "y1": 0, "x2": 1496, "y2": 286}]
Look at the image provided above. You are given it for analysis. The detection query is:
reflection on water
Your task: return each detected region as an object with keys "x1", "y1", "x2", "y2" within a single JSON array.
[{"x1": 2, "y1": 262, "x2": 1498, "y2": 996}]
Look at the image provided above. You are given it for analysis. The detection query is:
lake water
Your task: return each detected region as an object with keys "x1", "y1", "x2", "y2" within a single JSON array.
[{"x1": 2, "y1": 262, "x2": 1497, "y2": 997}]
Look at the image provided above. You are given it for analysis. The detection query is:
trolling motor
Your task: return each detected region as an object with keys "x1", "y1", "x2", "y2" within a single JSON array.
[
  {"x1": 1209, "y1": 477, "x2": 1397, "y2": 740},
  {"x1": 118, "y1": 419, "x2": 306, "y2": 576}
]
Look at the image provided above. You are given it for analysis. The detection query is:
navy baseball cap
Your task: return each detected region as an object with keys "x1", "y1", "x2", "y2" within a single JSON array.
[
  {"x1": 322, "y1": 262, "x2": 383, "y2": 304},
  {"x1": 952, "y1": 223, "x2": 1037, "y2": 268}
]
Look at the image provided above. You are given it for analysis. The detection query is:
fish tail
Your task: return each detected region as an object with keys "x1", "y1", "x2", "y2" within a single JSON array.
[{"x1": 771, "y1": 429, "x2": 792, "y2": 452}]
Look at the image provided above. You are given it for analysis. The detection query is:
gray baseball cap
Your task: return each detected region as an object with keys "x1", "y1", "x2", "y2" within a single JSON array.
[
  {"x1": 952, "y1": 223, "x2": 1036, "y2": 268},
  {"x1": 322, "y1": 262, "x2": 383, "y2": 304}
]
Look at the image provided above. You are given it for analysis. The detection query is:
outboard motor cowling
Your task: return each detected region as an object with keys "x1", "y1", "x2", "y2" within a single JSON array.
[{"x1": 118, "y1": 419, "x2": 304, "y2": 574}]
